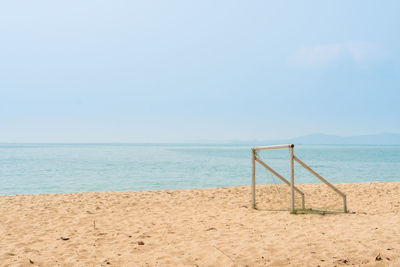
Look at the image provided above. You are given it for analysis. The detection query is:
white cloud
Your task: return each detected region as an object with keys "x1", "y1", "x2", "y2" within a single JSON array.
[{"x1": 290, "y1": 42, "x2": 384, "y2": 67}]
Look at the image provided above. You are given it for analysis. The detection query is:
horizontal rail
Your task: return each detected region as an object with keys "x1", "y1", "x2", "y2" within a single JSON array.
[
  {"x1": 293, "y1": 155, "x2": 347, "y2": 213},
  {"x1": 252, "y1": 144, "x2": 294, "y2": 151},
  {"x1": 255, "y1": 156, "x2": 305, "y2": 209}
]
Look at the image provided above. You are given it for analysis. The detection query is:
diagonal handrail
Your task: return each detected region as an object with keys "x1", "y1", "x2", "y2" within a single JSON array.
[
  {"x1": 254, "y1": 156, "x2": 305, "y2": 209},
  {"x1": 293, "y1": 155, "x2": 347, "y2": 213}
]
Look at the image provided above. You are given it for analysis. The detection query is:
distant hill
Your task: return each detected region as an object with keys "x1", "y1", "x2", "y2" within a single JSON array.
[{"x1": 266, "y1": 133, "x2": 400, "y2": 145}]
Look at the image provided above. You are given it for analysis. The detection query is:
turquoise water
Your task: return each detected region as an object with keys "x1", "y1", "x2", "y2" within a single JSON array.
[{"x1": 0, "y1": 144, "x2": 399, "y2": 195}]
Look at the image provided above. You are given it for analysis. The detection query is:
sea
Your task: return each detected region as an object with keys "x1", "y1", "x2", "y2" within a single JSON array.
[{"x1": 0, "y1": 143, "x2": 399, "y2": 195}]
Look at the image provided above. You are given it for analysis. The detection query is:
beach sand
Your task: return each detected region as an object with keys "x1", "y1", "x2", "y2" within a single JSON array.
[{"x1": 1, "y1": 182, "x2": 399, "y2": 266}]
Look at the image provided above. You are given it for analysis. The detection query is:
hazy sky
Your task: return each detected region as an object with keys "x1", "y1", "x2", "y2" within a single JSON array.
[{"x1": 1, "y1": 1, "x2": 399, "y2": 142}]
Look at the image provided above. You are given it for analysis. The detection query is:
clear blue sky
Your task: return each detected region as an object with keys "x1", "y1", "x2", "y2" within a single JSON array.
[{"x1": 1, "y1": 1, "x2": 399, "y2": 142}]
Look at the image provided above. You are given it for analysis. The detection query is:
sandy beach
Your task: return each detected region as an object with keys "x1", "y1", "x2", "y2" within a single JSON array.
[{"x1": 1, "y1": 182, "x2": 399, "y2": 266}]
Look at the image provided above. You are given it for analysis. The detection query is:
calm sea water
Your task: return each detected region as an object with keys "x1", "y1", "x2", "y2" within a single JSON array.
[{"x1": 0, "y1": 144, "x2": 399, "y2": 195}]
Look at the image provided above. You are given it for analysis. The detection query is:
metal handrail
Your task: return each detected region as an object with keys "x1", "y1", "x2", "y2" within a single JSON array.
[
  {"x1": 251, "y1": 144, "x2": 348, "y2": 213},
  {"x1": 253, "y1": 144, "x2": 294, "y2": 151}
]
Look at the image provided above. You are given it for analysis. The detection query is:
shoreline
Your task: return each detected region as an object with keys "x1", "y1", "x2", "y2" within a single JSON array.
[
  {"x1": 2, "y1": 180, "x2": 399, "y2": 197},
  {"x1": 1, "y1": 182, "x2": 399, "y2": 266}
]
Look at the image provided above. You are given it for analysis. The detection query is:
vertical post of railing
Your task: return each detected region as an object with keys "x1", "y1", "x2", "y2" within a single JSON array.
[
  {"x1": 252, "y1": 148, "x2": 256, "y2": 209},
  {"x1": 289, "y1": 144, "x2": 295, "y2": 212},
  {"x1": 343, "y1": 195, "x2": 347, "y2": 213}
]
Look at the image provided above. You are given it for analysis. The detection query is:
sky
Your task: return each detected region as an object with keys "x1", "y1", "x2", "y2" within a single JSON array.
[{"x1": 1, "y1": 1, "x2": 399, "y2": 142}]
